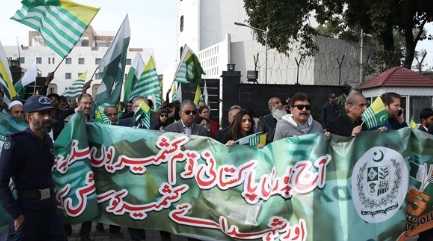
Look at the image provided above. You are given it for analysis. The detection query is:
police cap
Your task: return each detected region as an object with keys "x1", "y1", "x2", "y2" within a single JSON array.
[{"x1": 23, "y1": 95, "x2": 54, "y2": 113}]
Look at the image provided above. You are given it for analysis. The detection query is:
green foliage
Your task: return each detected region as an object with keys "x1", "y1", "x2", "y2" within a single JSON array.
[{"x1": 242, "y1": 0, "x2": 433, "y2": 68}]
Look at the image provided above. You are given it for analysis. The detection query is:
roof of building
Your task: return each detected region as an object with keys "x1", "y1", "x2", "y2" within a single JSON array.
[{"x1": 360, "y1": 66, "x2": 433, "y2": 90}]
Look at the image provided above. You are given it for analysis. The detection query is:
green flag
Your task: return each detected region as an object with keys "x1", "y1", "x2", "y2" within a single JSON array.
[
  {"x1": 94, "y1": 105, "x2": 111, "y2": 125},
  {"x1": 130, "y1": 56, "x2": 162, "y2": 110},
  {"x1": 174, "y1": 45, "x2": 204, "y2": 84},
  {"x1": 133, "y1": 100, "x2": 151, "y2": 129},
  {"x1": 95, "y1": 16, "x2": 130, "y2": 106},
  {"x1": 0, "y1": 41, "x2": 17, "y2": 103},
  {"x1": 362, "y1": 96, "x2": 389, "y2": 129},
  {"x1": 123, "y1": 53, "x2": 144, "y2": 102},
  {"x1": 63, "y1": 72, "x2": 86, "y2": 98},
  {"x1": 193, "y1": 84, "x2": 202, "y2": 105},
  {"x1": 15, "y1": 64, "x2": 38, "y2": 98},
  {"x1": 11, "y1": 0, "x2": 99, "y2": 58}
]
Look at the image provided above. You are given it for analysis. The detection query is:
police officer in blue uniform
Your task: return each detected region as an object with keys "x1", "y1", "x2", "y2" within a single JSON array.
[{"x1": 0, "y1": 95, "x2": 67, "y2": 241}]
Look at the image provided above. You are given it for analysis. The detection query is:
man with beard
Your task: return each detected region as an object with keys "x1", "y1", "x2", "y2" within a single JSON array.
[
  {"x1": 0, "y1": 95, "x2": 67, "y2": 241},
  {"x1": 8, "y1": 100, "x2": 24, "y2": 121},
  {"x1": 273, "y1": 93, "x2": 323, "y2": 140},
  {"x1": 258, "y1": 97, "x2": 286, "y2": 144},
  {"x1": 419, "y1": 108, "x2": 433, "y2": 134}
]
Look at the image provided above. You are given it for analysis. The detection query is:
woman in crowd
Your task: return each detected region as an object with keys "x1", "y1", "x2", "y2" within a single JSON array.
[
  {"x1": 157, "y1": 107, "x2": 171, "y2": 130},
  {"x1": 223, "y1": 109, "x2": 255, "y2": 146},
  {"x1": 196, "y1": 105, "x2": 219, "y2": 138}
]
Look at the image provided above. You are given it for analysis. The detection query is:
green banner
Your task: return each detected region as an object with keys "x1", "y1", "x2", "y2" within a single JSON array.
[{"x1": 3, "y1": 112, "x2": 433, "y2": 240}]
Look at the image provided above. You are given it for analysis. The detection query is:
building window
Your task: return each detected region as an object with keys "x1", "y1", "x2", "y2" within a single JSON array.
[
  {"x1": 126, "y1": 58, "x2": 132, "y2": 65},
  {"x1": 95, "y1": 72, "x2": 102, "y2": 79},
  {"x1": 48, "y1": 57, "x2": 55, "y2": 64},
  {"x1": 180, "y1": 15, "x2": 184, "y2": 32},
  {"x1": 81, "y1": 39, "x2": 89, "y2": 46},
  {"x1": 65, "y1": 57, "x2": 72, "y2": 64},
  {"x1": 36, "y1": 57, "x2": 42, "y2": 64},
  {"x1": 95, "y1": 58, "x2": 101, "y2": 65},
  {"x1": 65, "y1": 73, "x2": 71, "y2": 79},
  {"x1": 78, "y1": 58, "x2": 85, "y2": 64},
  {"x1": 180, "y1": 46, "x2": 184, "y2": 58},
  {"x1": 19, "y1": 57, "x2": 25, "y2": 64}
]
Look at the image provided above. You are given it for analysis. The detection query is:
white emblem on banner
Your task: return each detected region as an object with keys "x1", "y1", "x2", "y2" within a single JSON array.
[{"x1": 351, "y1": 146, "x2": 408, "y2": 223}]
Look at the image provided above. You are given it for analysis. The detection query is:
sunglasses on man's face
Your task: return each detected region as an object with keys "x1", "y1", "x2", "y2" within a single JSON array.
[
  {"x1": 183, "y1": 110, "x2": 197, "y2": 115},
  {"x1": 160, "y1": 114, "x2": 168, "y2": 118},
  {"x1": 292, "y1": 105, "x2": 311, "y2": 111}
]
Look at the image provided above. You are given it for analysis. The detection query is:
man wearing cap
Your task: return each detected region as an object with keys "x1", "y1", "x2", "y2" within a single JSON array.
[
  {"x1": 8, "y1": 100, "x2": 24, "y2": 121},
  {"x1": 0, "y1": 95, "x2": 67, "y2": 241}
]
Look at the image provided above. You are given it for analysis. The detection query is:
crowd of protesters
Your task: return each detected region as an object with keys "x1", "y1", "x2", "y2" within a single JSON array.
[{"x1": 1, "y1": 87, "x2": 433, "y2": 241}]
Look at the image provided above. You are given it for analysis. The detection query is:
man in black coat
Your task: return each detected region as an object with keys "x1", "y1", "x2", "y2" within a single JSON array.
[{"x1": 257, "y1": 97, "x2": 286, "y2": 144}]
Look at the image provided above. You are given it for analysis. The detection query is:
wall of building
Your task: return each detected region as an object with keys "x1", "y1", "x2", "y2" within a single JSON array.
[
  {"x1": 230, "y1": 40, "x2": 316, "y2": 85},
  {"x1": 176, "y1": 0, "x2": 201, "y2": 56},
  {"x1": 313, "y1": 36, "x2": 373, "y2": 86}
]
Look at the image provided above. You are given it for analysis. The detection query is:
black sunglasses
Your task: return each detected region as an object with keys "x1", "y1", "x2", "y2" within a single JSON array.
[
  {"x1": 184, "y1": 110, "x2": 197, "y2": 115},
  {"x1": 293, "y1": 105, "x2": 311, "y2": 111}
]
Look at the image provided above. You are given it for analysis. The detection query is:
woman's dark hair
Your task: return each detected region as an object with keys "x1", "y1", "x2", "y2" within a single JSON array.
[
  {"x1": 228, "y1": 109, "x2": 254, "y2": 141},
  {"x1": 199, "y1": 105, "x2": 209, "y2": 114}
]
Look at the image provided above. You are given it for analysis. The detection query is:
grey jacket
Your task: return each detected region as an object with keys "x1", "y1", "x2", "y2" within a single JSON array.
[
  {"x1": 273, "y1": 114, "x2": 323, "y2": 141},
  {"x1": 164, "y1": 121, "x2": 210, "y2": 137}
]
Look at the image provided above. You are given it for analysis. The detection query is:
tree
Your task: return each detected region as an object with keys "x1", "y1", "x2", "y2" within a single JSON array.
[{"x1": 242, "y1": 0, "x2": 433, "y2": 68}]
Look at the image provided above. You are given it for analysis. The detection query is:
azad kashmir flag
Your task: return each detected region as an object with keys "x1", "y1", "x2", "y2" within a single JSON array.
[
  {"x1": 94, "y1": 105, "x2": 111, "y2": 125},
  {"x1": 174, "y1": 45, "x2": 204, "y2": 84},
  {"x1": 236, "y1": 132, "x2": 267, "y2": 147},
  {"x1": 133, "y1": 99, "x2": 151, "y2": 129},
  {"x1": 0, "y1": 41, "x2": 17, "y2": 104},
  {"x1": 7, "y1": 112, "x2": 433, "y2": 240},
  {"x1": 63, "y1": 72, "x2": 86, "y2": 98},
  {"x1": 123, "y1": 53, "x2": 144, "y2": 102},
  {"x1": 362, "y1": 96, "x2": 389, "y2": 129},
  {"x1": 11, "y1": 0, "x2": 99, "y2": 59},
  {"x1": 14, "y1": 64, "x2": 38, "y2": 98},
  {"x1": 95, "y1": 16, "x2": 130, "y2": 106},
  {"x1": 0, "y1": 112, "x2": 27, "y2": 232},
  {"x1": 130, "y1": 56, "x2": 162, "y2": 110}
]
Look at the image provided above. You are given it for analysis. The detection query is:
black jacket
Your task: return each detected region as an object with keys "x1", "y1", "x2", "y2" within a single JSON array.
[{"x1": 257, "y1": 113, "x2": 277, "y2": 144}]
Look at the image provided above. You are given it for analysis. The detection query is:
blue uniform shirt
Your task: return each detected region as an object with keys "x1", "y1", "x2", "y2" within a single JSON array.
[{"x1": 0, "y1": 128, "x2": 55, "y2": 219}]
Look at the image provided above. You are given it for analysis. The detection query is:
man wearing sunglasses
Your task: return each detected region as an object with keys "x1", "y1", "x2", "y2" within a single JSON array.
[
  {"x1": 273, "y1": 93, "x2": 323, "y2": 141},
  {"x1": 165, "y1": 100, "x2": 209, "y2": 137}
]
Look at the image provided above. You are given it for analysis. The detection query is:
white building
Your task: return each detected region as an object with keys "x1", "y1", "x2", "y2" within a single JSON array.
[
  {"x1": 176, "y1": 0, "x2": 372, "y2": 86},
  {"x1": 5, "y1": 27, "x2": 153, "y2": 95}
]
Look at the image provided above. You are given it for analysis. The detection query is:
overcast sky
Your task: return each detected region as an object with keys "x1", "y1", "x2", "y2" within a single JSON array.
[
  {"x1": 0, "y1": 0, "x2": 177, "y2": 72},
  {"x1": 1, "y1": 1, "x2": 432, "y2": 71}
]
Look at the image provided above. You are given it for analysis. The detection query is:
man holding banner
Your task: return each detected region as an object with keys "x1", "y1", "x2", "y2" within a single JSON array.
[{"x1": 0, "y1": 95, "x2": 66, "y2": 241}]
